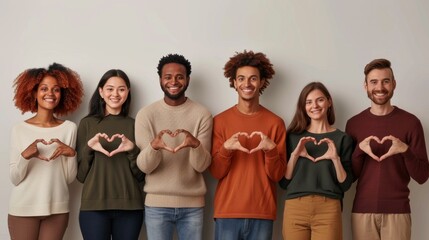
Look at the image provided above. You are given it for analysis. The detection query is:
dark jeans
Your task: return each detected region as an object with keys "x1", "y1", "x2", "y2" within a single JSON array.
[{"x1": 79, "y1": 210, "x2": 143, "y2": 240}]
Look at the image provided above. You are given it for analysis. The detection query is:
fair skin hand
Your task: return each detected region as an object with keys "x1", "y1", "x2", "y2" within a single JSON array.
[
  {"x1": 88, "y1": 133, "x2": 134, "y2": 157},
  {"x1": 151, "y1": 129, "x2": 200, "y2": 153},
  {"x1": 285, "y1": 136, "x2": 346, "y2": 182},
  {"x1": 21, "y1": 138, "x2": 76, "y2": 161},
  {"x1": 223, "y1": 131, "x2": 276, "y2": 154},
  {"x1": 359, "y1": 135, "x2": 408, "y2": 162}
]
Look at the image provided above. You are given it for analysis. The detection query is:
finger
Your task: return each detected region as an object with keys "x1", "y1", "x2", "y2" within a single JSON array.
[
  {"x1": 237, "y1": 146, "x2": 250, "y2": 153},
  {"x1": 368, "y1": 152, "x2": 380, "y2": 161},
  {"x1": 173, "y1": 143, "x2": 187, "y2": 153},
  {"x1": 380, "y1": 135, "x2": 395, "y2": 143},
  {"x1": 109, "y1": 149, "x2": 120, "y2": 156},
  {"x1": 162, "y1": 146, "x2": 175, "y2": 153},
  {"x1": 249, "y1": 131, "x2": 263, "y2": 138},
  {"x1": 100, "y1": 149, "x2": 110, "y2": 156},
  {"x1": 370, "y1": 136, "x2": 382, "y2": 143},
  {"x1": 37, "y1": 154, "x2": 49, "y2": 161}
]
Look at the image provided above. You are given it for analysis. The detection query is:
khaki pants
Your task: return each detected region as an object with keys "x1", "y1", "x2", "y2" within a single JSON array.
[
  {"x1": 352, "y1": 213, "x2": 411, "y2": 240},
  {"x1": 282, "y1": 195, "x2": 342, "y2": 240}
]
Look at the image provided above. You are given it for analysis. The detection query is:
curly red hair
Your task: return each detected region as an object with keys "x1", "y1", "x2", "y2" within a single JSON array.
[
  {"x1": 13, "y1": 63, "x2": 84, "y2": 116},
  {"x1": 224, "y1": 50, "x2": 275, "y2": 94}
]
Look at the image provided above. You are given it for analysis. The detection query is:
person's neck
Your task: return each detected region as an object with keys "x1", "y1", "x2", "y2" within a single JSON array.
[
  {"x1": 306, "y1": 120, "x2": 335, "y2": 134},
  {"x1": 164, "y1": 96, "x2": 187, "y2": 106},
  {"x1": 236, "y1": 99, "x2": 260, "y2": 115},
  {"x1": 26, "y1": 111, "x2": 61, "y2": 127},
  {"x1": 370, "y1": 102, "x2": 394, "y2": 116}
]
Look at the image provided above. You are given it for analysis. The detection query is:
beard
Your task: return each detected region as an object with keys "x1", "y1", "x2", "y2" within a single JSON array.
[
  {"x1": 367, "y1": 89, "x2": 394, "y2": 105},
  {"x1": 161, "y1": 83, "x2": 189, "y2": 100}
]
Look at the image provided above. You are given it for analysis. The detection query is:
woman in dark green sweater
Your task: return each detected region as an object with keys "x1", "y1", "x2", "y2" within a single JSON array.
[
  {"x1": 76, "y1": 69, "x2": 144, "y2": 240},
  {"x1": 279, "y1": 82, "x2": 354, "y2": 240}
]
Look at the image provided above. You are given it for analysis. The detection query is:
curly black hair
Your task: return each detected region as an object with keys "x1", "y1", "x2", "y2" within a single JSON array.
[
  {"x1": 157, "y1": 54, "x2": 191, "y2": 77},
  {"x1": 224, "y1": 50, "x2": 275, "y2": 94}
]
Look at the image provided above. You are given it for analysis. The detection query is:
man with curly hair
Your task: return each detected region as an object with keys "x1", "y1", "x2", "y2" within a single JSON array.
[
  {"x1": 210, "y1": 50, "x2": 287, "y2": 240},
  {"x1": 135, "y1": 54, "x2": 213, "y2": 240}
]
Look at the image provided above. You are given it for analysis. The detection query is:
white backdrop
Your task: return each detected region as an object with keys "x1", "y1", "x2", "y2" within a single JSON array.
[{"x1": 1, "y1": 1, "x2": 429, "y2": 239}]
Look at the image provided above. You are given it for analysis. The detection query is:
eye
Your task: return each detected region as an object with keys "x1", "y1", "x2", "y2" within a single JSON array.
[{"x1": 53, "y1": 87, "x2": 61, "y2": 93}]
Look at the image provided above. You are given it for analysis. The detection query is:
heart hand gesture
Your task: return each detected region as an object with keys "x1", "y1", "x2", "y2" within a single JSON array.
[
  {"x1": 379, "y1": 135, "x2": 408, "y2": 161},
  {"x1": 292, "y1": 136, "x2": 317, "y2": 161},
  {"x1": 151, "y1": 130, "x2": 175, "y2": 152},
  {"x1": 22, "y1": 138, "x2": 75, "y2": 161},
  {"x1": 21, "y1": 139, "x2": 50, "y2": 161},
  {"x1": 108, "y1": 134, "x2": 135, "y2": 156},
  {"x1": 314, "y1": 138, "x2": 339, "y2": 162},
  {"x1": 171, "y1": 129, "x2": 200, "y2": 153},
  {"x1": 88, "y1": 133, "x2": 111, "y2": 156},
  {"x1": 223, "y1": 132, "x2": 252, "y2": 153},
  {"x1": 248, "y1": 131, "x2": 276, "y2": 154},
  {"x1": 49, "y1": 138, "x2": 76, "y2": 159},
  {"x1": 88, "y1": 133, "x2": 135, "y2": 157}
]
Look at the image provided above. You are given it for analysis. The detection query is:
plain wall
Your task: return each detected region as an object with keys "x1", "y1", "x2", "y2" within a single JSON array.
[{"x1": 1, "y1": 1, "x2": 429, "y2": 239}]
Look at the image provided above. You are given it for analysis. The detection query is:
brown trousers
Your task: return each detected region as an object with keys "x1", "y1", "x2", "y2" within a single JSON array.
[
  {"x1": 282, "y1": 195, "x2": 342, "y2": 240},
  {"x1": 8, "y1": 213, "x2": 69, "y2": 240}
]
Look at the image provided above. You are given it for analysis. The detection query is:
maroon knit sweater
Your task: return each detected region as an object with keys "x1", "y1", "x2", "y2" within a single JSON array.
[{"x1": 346, "y1": 107, "x2": 429, "y2": 213}]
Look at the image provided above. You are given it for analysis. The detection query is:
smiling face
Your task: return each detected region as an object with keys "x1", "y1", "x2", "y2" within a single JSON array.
[
  {"x1": 305, "y1": 89, "x2": 331, "y2": 122},
  {"x1": 99, "y1": 76, "x2": 129, "y2": 115},
  {"x1": 35, "y1": 75, "x2": 61, "y2": 113},
  {"x1": 160, "y1": 63, "x2": 189, "y2": 105},
  {"x1": 365, "y1": 68, "x2": 396, "y2": 106},
  {"x1": 233, "y1": 66, "x2": 265, "y2": 102}
]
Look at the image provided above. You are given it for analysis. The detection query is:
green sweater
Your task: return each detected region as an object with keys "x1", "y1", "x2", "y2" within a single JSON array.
[
  {"x1": 76, "y1": 115, "x2": 144, "y2": 210},
  {"x1": 279, "y1": 129, "x2": 354, "y2": 200}
]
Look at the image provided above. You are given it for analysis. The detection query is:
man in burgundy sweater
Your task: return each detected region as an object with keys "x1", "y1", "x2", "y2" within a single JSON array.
[{"x1": 346, "y1": 58, "x2": 429, "y2": 240}]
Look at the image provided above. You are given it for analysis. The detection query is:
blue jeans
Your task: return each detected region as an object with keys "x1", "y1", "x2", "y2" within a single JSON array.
[
  {"x1": 215, "y1": 218, "x2": 273, "y2": 240},
  {"x1": 145, "y1": 206, "x2": 203, "y2": 240},
  {"x1": 79, "y1": 210, "x2": 143, "y2": 240}
]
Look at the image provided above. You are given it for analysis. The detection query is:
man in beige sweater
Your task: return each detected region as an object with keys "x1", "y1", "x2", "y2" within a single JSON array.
[{"x1": 135, "y1": 54, "x2": 213, "y2": 240}]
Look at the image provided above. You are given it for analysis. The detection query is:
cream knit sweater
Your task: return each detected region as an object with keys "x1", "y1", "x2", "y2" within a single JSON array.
[{"x1": 135, "y1": 98, "x2": 212, "y2": 208}]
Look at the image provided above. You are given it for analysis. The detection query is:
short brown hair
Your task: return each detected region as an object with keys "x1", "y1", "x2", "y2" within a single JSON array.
[
  {"x1": 364, "y1": 58, "x2": 395, "y2": 82},
  {"x1": 224, "y1": 50, "x2": 275, "y2": 94},
  {"x1": 13, "y1": 63, "x2": 84, "y2": 116}
]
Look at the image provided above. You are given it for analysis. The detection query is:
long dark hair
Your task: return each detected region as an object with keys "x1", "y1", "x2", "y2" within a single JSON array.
[
  {"x1": 287, "y1": 82, "x2": 335, "y2": 133},
  {"x1": 86, "y1": 69, "x2": 131, "y2": 119}
]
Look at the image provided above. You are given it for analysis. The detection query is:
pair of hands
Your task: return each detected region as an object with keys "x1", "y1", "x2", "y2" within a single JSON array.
[
  {"x1": 21, "y1": 138, "x2": 75, "y2": 161},
  {"x1": 151, "y1": 129, "x2": 200, "y2": 153},
  {"x1": 359, "y1": 135, "x2": 408, "y2": 162},
  {"x1": 224, "y1": 131, "x2": 276, "y2": 154},
  {"x1": 88, "y1": 133, "x2": 134, "y2": 157},
  {"x1": 293, "y1": 136, "x2": 339, "y2": 162}
]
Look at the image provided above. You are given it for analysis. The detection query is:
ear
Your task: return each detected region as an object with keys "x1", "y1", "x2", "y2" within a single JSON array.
[
  {"x1": 233, "y1": 79, "x2": 237, "y2": 90},
  {"x1": 363, "y1": 80, "x2": 368, "y2": 91},
  {"x1": 98, "y1": 87, "x2": 103, "y2": 99},
  {"x1": 393, "y1": 79, "x2": 397, "y2": 89}
]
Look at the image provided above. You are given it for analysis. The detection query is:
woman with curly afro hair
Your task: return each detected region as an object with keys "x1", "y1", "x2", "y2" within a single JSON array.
[{"x1": 8, "y1": 63, "x2": 83, "y2": 240}]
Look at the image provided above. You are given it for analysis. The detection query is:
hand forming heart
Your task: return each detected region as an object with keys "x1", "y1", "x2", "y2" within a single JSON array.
[
  {"x1": 152, "y1": 129, "x2": 200, "y2": 153},
  {"x1": 359, "y1": 135, "x2": 408, "y2": 162},
  {"x1": 88, "y1": 133, "x2": 134, "y2": 157},
  {"x1": 21, "y1": 138, "x2": 75, "y2": 161},
  {"x1": 224, "y1": 131, "x2": 276, "y2": 154},
  {"x1": 292, "y1": 136, "x2": 339, "y2": 163}
]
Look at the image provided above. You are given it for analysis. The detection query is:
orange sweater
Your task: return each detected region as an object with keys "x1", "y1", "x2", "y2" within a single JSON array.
[{"x1": 210, "y1": 105, "x2": 286, "y2": 220}]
